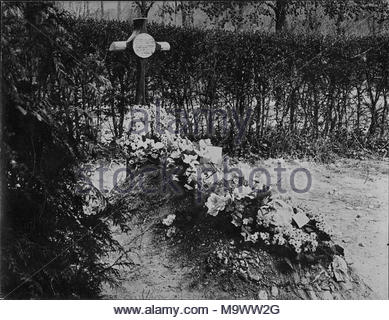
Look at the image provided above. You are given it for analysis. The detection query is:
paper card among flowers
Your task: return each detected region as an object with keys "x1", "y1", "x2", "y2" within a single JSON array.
[{"x1": 293, "y1": 211, "x2": 310, "y2": 228}]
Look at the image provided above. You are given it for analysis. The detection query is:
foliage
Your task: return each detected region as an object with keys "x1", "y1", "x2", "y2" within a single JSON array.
[
  {"x1": 157, "y1": 0, "x2": 389, "y2": 34},
  {"x1": 1, "y1": 2, "x2": 128, "y2": 299}
]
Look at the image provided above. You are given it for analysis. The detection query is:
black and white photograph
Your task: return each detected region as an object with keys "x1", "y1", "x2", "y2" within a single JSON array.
[{"x1": 1, "y1": 0, "x2": 388, "y2": 310}]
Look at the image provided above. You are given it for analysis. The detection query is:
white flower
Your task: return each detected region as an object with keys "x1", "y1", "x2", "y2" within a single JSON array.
[
  {"x1": 162, "y1": 214, "x2": 176, "y2": 226},
  {"x1": 166, "y1": 157, "x2": 175, "y2": 165},
  {"x1": 232, "y1": 216, "x2": 241, "y2": 227},
  {"x1": 183, "y1": 154, "x2": 198, "y2": 164},
  {"x1": 179, "y1": 138, "x2": 194, "y2": 152},
  {"x1": 268, "y1": 199, "x2": 293, "y2": 227},
  {"x1": 260, "y1": 232, "x2": 270, "y2": 240},
  {"x1": 186, "y1": 170, "x2": 197, "y2": 184},
  {"x1": 170, "y1": 150, "x2": 180, "y2": 159},
  {"x1": 205, "y1": 193, "x2": 229, "y2": 216},
  {"x1": 195, "y1": 147, "x2": 207, "y2": 158},
  {"x1": 153, "y1": 142, "x2": 164, "y2": 150},
  {"x1": 166, "y1": 226, "x2": 176, "y2": 237},
  {"x1": 242, "y1": 231, "x2": 259, "y2": 243},
  {"x1": 242, "y1": 218, "x2": 253, "y2": 225},
  {"x1": 137, "y1": 140, "x2": 148, "y2": 149},
  {"x1": 232, "y1": 186, "x2": 255, "y2": 200},
  {"x1": 199, "y1": 139, "x2": 212, "y2": 149},
  {"x1": 184, "y1": 184, "x2": 193, "y2": 190}
]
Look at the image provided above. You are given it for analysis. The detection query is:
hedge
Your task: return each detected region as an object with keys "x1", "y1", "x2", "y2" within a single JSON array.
[{"x1": 65, "y1": 16, "x2": 389, "y2": 158}]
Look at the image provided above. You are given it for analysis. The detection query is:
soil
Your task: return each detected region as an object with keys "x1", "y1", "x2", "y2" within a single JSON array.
[{"x1": 100, "y1": 158, "x2": 388, "y2": 299}]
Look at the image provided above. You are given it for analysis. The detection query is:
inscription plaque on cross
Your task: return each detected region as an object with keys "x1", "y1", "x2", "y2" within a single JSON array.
[{"x1": 109, "y1": 18, "x2": 170, "y2": 105}]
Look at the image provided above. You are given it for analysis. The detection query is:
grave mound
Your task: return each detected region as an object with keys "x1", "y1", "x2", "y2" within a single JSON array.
[{"x1": 107, "y1": 168, "x2": 373, "y2": 299}]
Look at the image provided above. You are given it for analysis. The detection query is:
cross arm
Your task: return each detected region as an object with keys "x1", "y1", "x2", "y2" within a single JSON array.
[
  {"x1": 156, "y1": 41, "x2": 171, "y2": 52},
  {"x1": 109, "y1": 37, "x2": 170, "y2": 53},
  {"x1": 109, "y1": 30, "x2": 139, "y2": 52}
]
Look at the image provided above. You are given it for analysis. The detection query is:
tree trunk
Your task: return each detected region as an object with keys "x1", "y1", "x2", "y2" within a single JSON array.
[
  {"x1": 335, "y1": 8, "x2": 345, "y2": 35},
  {"x1": 84, "y1": 1, "x2": 89, "y2": 16},
  {"x1": 380, "y1": 92, "x2": 388, "y2": 138},
  {"x1": 100, "y1": 1, "x2": 104, "y2": 19},
  {"x1": 275, "y1": 0, "x2": 288, "y2": 33},
  {"x1": 136, "y1": 1, "x2": 154, "y2": 17},
  {"x1": 117, "y1": 1, "x2": 121, "y2": 20},
  {"x1": 256, "y1": 95, "x2": 261, "y2": 139},
  {"x1": 356, "y1": 87, "x2": 362, "y2": 131},
  {"x1": 313, "y1": 85, "x2": 319, "y2": 138},
  {"x1": 366, "y1": 79, "x2": 381, "y2": 138},
  {"x1": 368, "y1": 107, "x2": 378, "y2": 137},
  {"x1": 134, "y1": 18, "x2": 147, "y2": 105},
  {"x1": 289, "y1": 87, "x2": 297, "y2": 131},
  {"x1": 181, "y1": 1, "x2": 187, "y2": 27}
]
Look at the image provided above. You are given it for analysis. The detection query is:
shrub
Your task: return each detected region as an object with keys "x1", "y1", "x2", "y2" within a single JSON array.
[{"x1": 64, "y1": 16, "x2": 389, "y2": 158}]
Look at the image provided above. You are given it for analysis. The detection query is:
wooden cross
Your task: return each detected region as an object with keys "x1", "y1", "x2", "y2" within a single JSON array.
[{"x1": 109, "y1": 18, "x2": 170, "y2": 105}]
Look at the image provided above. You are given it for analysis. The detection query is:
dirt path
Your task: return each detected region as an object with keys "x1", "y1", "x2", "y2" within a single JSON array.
[
  {"x1": 101, "y1": 158, "x2": 388, "y2": 299},
  {"x1": 102, "y1": 221, "x2": 213, "y2": 299}
]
